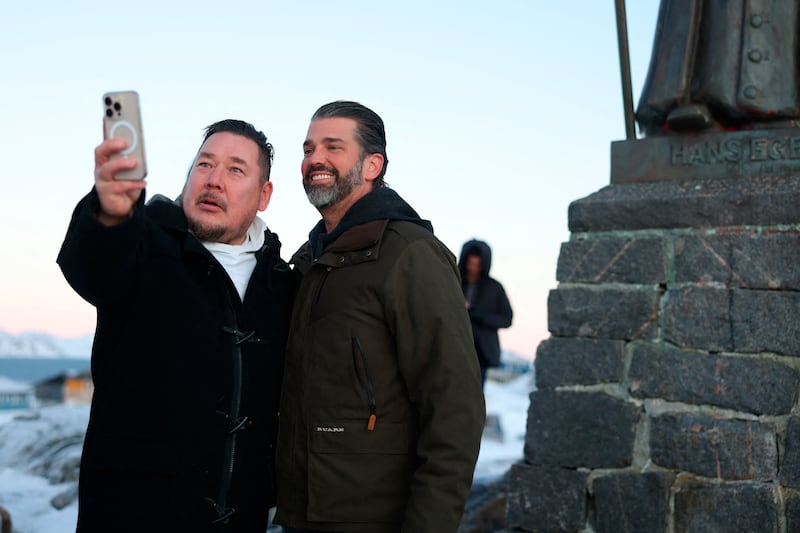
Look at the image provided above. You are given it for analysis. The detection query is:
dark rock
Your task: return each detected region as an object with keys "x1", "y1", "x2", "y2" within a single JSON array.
[
  {"x1": 592, "y1": 472, "x2": 673, "y2": 533},
  {"x1": 459, "y1": 470, "x2": 510, "y2": 533},
  {"x1": 50, "y1": 483, "x2": 78, "y2": 510},
  {"x1": 662, "y1": 288, "x2": 732, "y2": 352},
  {"x1": 525, "y1": 391, "x2": 640, "y2": 468},
  {"x1": 548, "y1": 287, "x2": 659, "y2": 340},
  {"x1": 506, "y1": 463, "x2": 587, "y2": 532},
  {"x1": 629, "y1": 343, "x2": 799, "y2": 415},
  {"x1": 650, "y1": 413, "x2": 777, "y2": 481},
  {"x1": 786, "y1": 492, "x2": 800, "y2": 532},
  {"x1": 483, "y1": 414, "x2": 504, "y2": 443},
  {"x1": 731, "y1": 232, "x2": 800, "y2": 290},
  {"x1": 663, "y1": 288, "x2": 800, "y2": 355},
  {"x1": 27, "y1": 434, "x2": 84, "y2": 484},
  {"x1": 779, "y1": 417, "x2": 800, "y2": 487},
  {"x1": 556, "y1": 237, "x2": 665, "y2": 284},
  {"x1": 673, "y1": 234, "x2": 734, "y2": 284},
  {"x1": 535, "y1": 338, "x2": 625, "y2": 388},
  {"x1": 675, "y1": 232, "x2": 800, "y2": 290},
  {"x1": 0, "y1": 505, "x2": 10, "y2": 533},
  {"x1": 569, "y1": 176, "x2": 800, "y2": 232},
  {"x1": 674, "y1": 483, "x2": 778, "y2": 532},
  {"x1": 731, "y1": 289, "x2": 800, "y2": 356}
]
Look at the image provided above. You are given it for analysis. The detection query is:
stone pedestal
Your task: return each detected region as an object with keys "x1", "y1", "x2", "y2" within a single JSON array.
[{"x1": 507, "y1": 174, "x2": 800, "y2": 532}]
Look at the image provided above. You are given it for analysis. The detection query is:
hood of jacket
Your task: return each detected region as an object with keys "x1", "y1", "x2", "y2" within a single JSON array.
[
  {"x1": 307, "y1": 187, "x2": 433, "y2": 260},
  {"x1": 458, "y1": 239, "x2": 492, "y2": 279}
]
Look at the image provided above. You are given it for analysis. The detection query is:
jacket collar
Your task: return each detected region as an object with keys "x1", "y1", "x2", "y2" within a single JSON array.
[
  {"x1": 291, "y1": 219, "x2": 387, "y2": 273},
  {"x1": 306, "y1": 187, "x2": 432, "y2": 261},
  {"x1": 327, "y1": 219, "x2": 387, "y2": 253},
  {"x1": 145, "y1": 194, "x2": 280, "y2": 260}
]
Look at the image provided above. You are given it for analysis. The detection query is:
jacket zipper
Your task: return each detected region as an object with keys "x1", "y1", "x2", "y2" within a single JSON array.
[
  {"x1": 314, "y1": 266, "x2": 331, "y2": 306},
  {"x1": 351, "y1": 337, "x2": 377, "y2": 431}
]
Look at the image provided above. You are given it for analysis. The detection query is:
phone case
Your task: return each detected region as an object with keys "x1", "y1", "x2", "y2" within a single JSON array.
[{"x1": 102, "y1": 91, "x2": 147, "y2": 180}]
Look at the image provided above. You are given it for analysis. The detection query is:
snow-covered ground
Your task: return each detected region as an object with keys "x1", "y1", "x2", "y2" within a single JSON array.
[
  {"x1": 474, "y1": 374, "x2": 533, "y2": 481},
  {"x1": 0, "y1": 406, "x2": 87, "y2": 533},
  {"x1": 0, "y1": 375, "x2": 532, "y2": 533}
]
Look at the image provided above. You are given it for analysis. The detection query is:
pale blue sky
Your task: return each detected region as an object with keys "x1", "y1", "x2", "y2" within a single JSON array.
[{"x1": 0, "y1": 1, "x2": 660, "y2": 357}]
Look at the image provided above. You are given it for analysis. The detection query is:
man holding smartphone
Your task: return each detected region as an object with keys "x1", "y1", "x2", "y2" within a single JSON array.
[{"x1": 58, "y1": 119, "x2": 293, "y2": 532}]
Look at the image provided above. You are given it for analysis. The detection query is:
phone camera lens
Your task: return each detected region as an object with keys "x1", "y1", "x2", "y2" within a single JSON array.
[
  {"x1": 105, "y1": 109, "x2": 113, "y2": 118},
  {"x1": 104, "y1": 97, "x2": 112, "y2": 106},
  {"x1": 113, "y1": 102, "x2": 121, "y2": 111}
]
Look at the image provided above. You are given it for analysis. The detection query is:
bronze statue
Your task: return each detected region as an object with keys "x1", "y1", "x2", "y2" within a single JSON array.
[{"x1": 637, "y1": 0, "x2": 800, "y2": 136}]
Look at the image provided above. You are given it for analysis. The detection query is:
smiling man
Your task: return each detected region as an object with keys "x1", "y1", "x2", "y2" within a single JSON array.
[
  {"x1": 58, "y1": 119, "x2": 293, "y2": 532},
  {"x1": 274, "y1": 101, "x2": 485, "y2": 533}
]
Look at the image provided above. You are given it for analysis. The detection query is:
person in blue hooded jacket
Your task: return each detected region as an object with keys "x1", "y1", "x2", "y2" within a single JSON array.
[{"x1": 458, "y1": 239, "x2": 513, "y2": 388}]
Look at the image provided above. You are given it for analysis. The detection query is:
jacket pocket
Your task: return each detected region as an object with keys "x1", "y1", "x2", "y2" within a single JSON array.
[{"x1": 306, "y1": 419, "x2": 411, "y2": 523}]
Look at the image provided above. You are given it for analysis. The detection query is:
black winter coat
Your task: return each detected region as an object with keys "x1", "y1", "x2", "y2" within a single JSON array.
[
  {"x1": 458, "y1": 240, "x2": 513, "y2": 368},
  {"x1": 57, "y1": 190, "x2": 293, "y2": 533}
]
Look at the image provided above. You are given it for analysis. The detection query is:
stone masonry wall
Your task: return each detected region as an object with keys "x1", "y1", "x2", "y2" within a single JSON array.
[{"x1": 506, "y1": 176, "x2": 800, "y2": 532}]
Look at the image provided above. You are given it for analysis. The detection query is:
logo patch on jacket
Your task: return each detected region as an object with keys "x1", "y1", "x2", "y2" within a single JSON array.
[{"x1": 316, "y1": 426, "x2": 344, "y2": 433}]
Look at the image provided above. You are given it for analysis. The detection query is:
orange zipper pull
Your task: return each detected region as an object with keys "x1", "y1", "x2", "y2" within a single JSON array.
[{"x1": 367, "y1": 413, "x2": 376, "y2": 431}]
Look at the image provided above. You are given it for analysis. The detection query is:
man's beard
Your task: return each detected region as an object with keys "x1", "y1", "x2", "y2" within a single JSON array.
[
  {"x1": 303, "y1": 158, "x2": 363, "y2": 209},
  {"x1": 187, "y1": 218, "x2": 227, "y2": 243},
  {"x1": 183, "y1": 191, "x2": 229, "y2": 242}
]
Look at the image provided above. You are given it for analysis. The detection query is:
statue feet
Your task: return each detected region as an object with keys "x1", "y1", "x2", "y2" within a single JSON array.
[{"x1": 666, "y1": 104, "x2": 714, "y2": 132}]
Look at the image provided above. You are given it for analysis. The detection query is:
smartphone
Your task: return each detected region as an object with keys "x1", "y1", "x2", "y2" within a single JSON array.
[{"x1": 102, "y1": 91, "x2": 147, "y2": 180}]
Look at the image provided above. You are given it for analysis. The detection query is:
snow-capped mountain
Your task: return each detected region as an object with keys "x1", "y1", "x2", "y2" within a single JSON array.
[{"x1": 0, "y1": 331, "x2": 92, "y2": 358}]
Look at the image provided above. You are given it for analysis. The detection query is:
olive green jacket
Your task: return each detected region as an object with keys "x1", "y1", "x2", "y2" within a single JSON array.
[{"x1": 274, "y1": 190, "x2": 485, "y2": 533}]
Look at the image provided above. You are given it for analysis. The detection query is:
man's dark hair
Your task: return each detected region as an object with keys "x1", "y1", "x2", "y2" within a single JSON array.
[
  {"x1": 203, "y1": 119, "x2": 274, "y2": 184},
  {"x1": 312, "y1": 101, "x2": 389, "y2": 187}
]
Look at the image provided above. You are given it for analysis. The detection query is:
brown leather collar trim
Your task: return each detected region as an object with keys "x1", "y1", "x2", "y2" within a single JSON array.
[{"x1": 327, "y1": 219, "x2": 388, "y2": 252}]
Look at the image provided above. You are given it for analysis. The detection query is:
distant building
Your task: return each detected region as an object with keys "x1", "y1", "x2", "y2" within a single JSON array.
[
  {"x1": 0, "y1": 375, "x2": 35, "y2": 410},
  {"x1": 35, "y1": 369, "x2": 93, "y2": 405}
]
